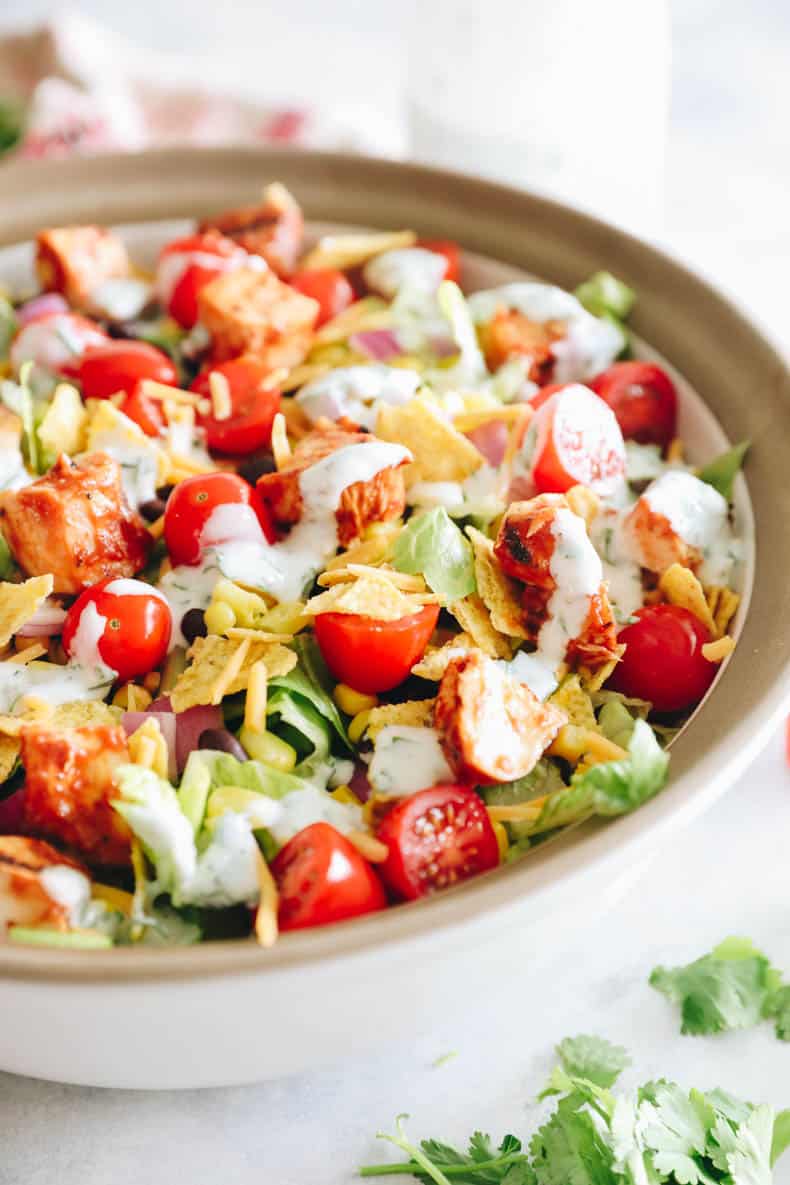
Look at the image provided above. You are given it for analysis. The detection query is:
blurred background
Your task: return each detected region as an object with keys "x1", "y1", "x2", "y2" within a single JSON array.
[{"x1": 0, "y1": 0, "x2": 787, "y2": 349}]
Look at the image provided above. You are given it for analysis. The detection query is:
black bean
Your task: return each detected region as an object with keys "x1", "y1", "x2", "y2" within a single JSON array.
[
  {"x1": 156, "y1": 484, "x2": 175, "y2": 502},
  {"x1": 237, "y1": 451, "x2": 277, "y2": 485},
  {"x1": 139, "y1": 497, "x2": 167, "y2": 522},
  {"x1": 181, "y1": 608, "x2": 208, "y2": 644},
  {"x1": 198, "y1": 729, "x2": 248, "y2": 761}
]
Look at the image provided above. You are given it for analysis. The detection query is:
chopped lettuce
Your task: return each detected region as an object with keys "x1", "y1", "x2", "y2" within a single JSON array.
[
  {"x1": 574, "y1": 271, "x2": 636, "y2": 321},
  {"x1": 267, "y1": 685, "x2": 332, "y2": 764},
  {"x1": 482, "y1": 761, "x2": 564, "y2": 847},
  {"x1": 0, "y1": 296, "x2": 16, "y2": 361},
  {"x1": 270, "y1": 634, "x2": 350, "y2": 749},
  {"x1": 0, "y1": 533, "x2": 17, "y2": 581},
  {"x1": 697, "y1": 440, "x2": 750, "y2": 501},
  {"x1": 392, "y1": 506, "x2": 476, "y2": 602},
  {"x1": 431, "y1": 280, "x2": 488, "y2": 389},
  {"x1": 0, "y1": 97, "x2": 25, "y2": 156},
  {"x1": 1, "y1": 361, "x2": 40, "y2": 473},
  {"x1": 596, "y1": 699, "x2": 639, "y2": 749}
]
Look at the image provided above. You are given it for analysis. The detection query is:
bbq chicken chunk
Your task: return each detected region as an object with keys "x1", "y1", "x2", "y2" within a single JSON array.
[
  {"x1": 35, "y1": 226, "x2": 130, "y2": 311},
  {"x1": 478, "y1": 309, "x2": 564, "y2": 380},
  {"x1": 256, "y1": 421, "x2": 408, "y2": 547},
  {"x1": 0, "y1": 836, "x2": 89, "y2": 935},
  {"x1": 20, "y1": 724, "x2": 132, "y2": 867},
  {"x1": 0, "y1": 453, "x2": 151, "y2": 595},
  {"x1": 494, "y1": 494, "x2": 619, "y2": 673},
  {"x1": 198, "y1": 183, "x2": 304, "y2": 278},
  {"x1": 434, "y1": 651, "x2": 566, "y2": 783},
  {"x1": 622, "y1": 470, "x2": 732, "y2": 578},
  {"x1": 197, "y1": 266, "x2": 319, "y2": 365}
]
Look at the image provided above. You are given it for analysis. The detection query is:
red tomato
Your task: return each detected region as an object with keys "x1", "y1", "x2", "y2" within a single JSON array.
[
  {"x1": 62, "y1": 577, "x2": 172, "y2": 681},
  {"x1": 164, "y1": 472, "x2": 256, "y2": 566},
  {"x1": 314, "y1": 605, "x2": 440, "y2": 694},
  {"x1": 10, "y1": 312, "x2": 108, "y2": 375},
  {"x1": 118, "y1": 386, "x2": 166, "y2": 437},
  {"x1": 377, "y1": 784, "x2": 500, "y2": 901},
  {"x1": 191, "y1": 356, "x2": 281, "y2": 455},
  {"x1": 249, "y1": 486, "x2": 278, "y2": 544},
  {"x1": 271, "y1": 822, "x2": 386, "y2": 931},
  {"x1": 418, "y1": 239, "x2": 461, "y2": 284},
  {"x1": 590, "y1": 361, "x2": 678, "y2": 449},
  {"x1": 289, "y1": 269, "x2": 354, "y2": 327},
  {"x1": 62, "y1": 340, "x2": 178, "y2": 400},
  {"x1": 611, "y1": 604, "x2": 717, "y2": 713},
  {"x1": 157, "y1": 232, "x2": 246, "y2": 329},
  {"x1": 531, "y1": 384, "x2": 626, "y2": 496}
]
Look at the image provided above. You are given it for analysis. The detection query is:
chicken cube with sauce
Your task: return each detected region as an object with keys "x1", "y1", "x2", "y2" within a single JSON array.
[
  {"x1": 0, "y1": 453, "x2": 151, "y2": 595},
  {"x1": 256, "y1": 422, "x2": 408, "y2": 547},
  {"x1": 20, "y1": 724, "x2": 132, "y2": 867},
  {"x1": 0, "y1": 835, "x2": 90, "y2": 935},
  {"x1": 197, "y1": 266, "x2": 319, "y2": 365},
  {"x1": 434, "y1": 650, "x2": 566, "y2": 783},
  {"x1": 478, "y1": 309, "x2": 564, "y2": 380},
  {"x1": 35, "y1": 226, "x2": 130, "y2": 311},
  {"x1": 622, "y1": 470, "x2": 733, "y2": 582},
  {"x1": 198, "y1": 183, "x2": 304, "y2": 278}
]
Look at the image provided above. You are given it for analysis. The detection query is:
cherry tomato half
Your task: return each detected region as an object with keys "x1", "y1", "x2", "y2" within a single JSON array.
[
  {"x1": 118, "y1": 386, "x2": 166, "y2": 437},
  {"x1": 289, "y1": 269, "x2": 354, "y2": 327},
  {"x1": 530, "y1": 384, "x2": 626, "y2": 497},
  {"x1": 314, "y1": 604, "x2": 440, "y2": 695},
  {"x1": 164, "y1": 472, "x2": 256, "y2": 566},
  {"x1": 62, "y1": 340, "x2": 178, "y2": 400},
  {"x1": 62, "y1": 577, "x2": 172, "y2": 682},
  {"x1": 10, "y1": 312, "x2": 108, "y2": 375},
  {"x1": 417, "y1": 239, "x2": 461, "y2": 284},
  {"x1": 590, "y1": 361, "x2": 678, "y2": 449},
  {"x1": 157, "y1": 232, "x2": 246, "y2": 329},
  {"x1": 377, "y1": 784, "x2": 500, "y2": 901},
  {"x1": 191, "y1": 356, "x2": 282, "y2": 455},
  {"x1": 271, "y1": 822, "x2": 386, "y2": 931},
  {"x1": 611, "y1": 604, "x2": 717, "y2": 714}
]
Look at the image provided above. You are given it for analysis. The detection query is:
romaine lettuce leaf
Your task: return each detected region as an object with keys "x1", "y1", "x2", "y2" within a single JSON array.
[
  {"x1": 697, "y1": 440, "x2": 750, "y2": 501},
  {"x1": 392, "y1": 506, "x2": 476, "y2": 602},
  {"x1": 270, "y1": 634, "x2": 350, "y2": 749}
]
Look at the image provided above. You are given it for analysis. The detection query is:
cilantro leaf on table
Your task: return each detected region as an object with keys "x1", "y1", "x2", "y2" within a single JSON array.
[
  {"x1": 555, "y1": 1035, "x2": 630, "y2": 1089},
  {"x1": 649, "y1": 937, "x2": 784, "y2": 1036},
  {"x1": 361, "y1": 1117, "x2": 534, "y2": 1183}
]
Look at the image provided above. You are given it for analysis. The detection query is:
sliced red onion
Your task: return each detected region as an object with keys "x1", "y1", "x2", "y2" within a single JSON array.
[
  {"x1": 148, "y1": 697, "x2": 223, "y2": 773},
  {"x1": 16, "y1": 293, "x2": 69, "y2": 326},
  {"x1": 349, "y1": 329, "x2": 402, "y2": 362},
  {"x1": 348, "y1": 764, "x2": 372, "y2": 804},
  {"x1": 465, "y1": 420, "x2": 508, "y2": 468},
  {"x1": 429, "y1": 333, "x2": 459, "y2": 359},
  {"x1": 0, "y1": 788, "x2": 25, "y2": 834},
  {"x1": 17, "y1": 604, "x2": 67, "y2": 638},
  {"x1": 123, "y1": 710, "x2": 178, "y2": 782}
]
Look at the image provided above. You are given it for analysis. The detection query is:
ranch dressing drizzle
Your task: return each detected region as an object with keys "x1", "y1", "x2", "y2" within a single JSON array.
[
  {"x1": 0, "y1": 659, "x2": 114, "y2": 714},
  {"x1": 368, "y1": 725, "x2": 453, "y2": 798},
  {"x1": 641, "y1": 470, "x2": 738, "y2": 584},
  {"x1": 295, "y1": 365, "x2": 421, "y2": 430},
  {"x1": 537, "y1": 507, "x2": 602, "y2": 672},
  {"x1": 363, "y1": 248, "x2": 448, "y2": 299},
  {"x1": 39, "y1": 865, "x2": 92, "y2": 919},
  {"x1": 589, "y1": 505, "x2": 644, "y2": 623}
]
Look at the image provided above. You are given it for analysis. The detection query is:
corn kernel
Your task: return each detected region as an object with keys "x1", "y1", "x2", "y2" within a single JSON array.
[
  {"x1": 204, "y1": 600, "x2": 236, "y2": 636},
  {"x1": 331, "y1": 784, "x2": 362, "y2": 807},
  {"x1": 492, "y1": 821, "x2": 510, "y2": 862},
  {"x1": 333, "y1": 683, "x2": 378, "y2": 716},
  {"x1": 91, "y1": 883, "x2": 134, "y2": 915},
  {"x1": 259, "y1": 601, "x2": 311, "y2": 636},
  {"x1": 213, "y1": 578, "x2": 268, "y2": 628},
  {"x1": 348, "y1": 709, "x2": 371, "y2": 744},
  {"x1": 239, "y1": 727, "x2": 297, "y2": 771}
]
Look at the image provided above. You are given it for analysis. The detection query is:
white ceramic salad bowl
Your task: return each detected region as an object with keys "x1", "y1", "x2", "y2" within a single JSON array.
[{"x1": 0, "y1": 148, "x2": 788, "y2": 1089}]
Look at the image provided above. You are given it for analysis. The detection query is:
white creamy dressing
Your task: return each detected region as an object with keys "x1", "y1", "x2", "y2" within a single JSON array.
[
  {"x1": 103, "y1": 578, "x2": 169, "y2": 601},
  {"x1": 67, "y1": 600, "x2": 111, "y2": 671},
  {"x1": 157, "y1": 552, "x2": 224, "y2": 648},
  {"x1": 267, "y1": 784, "x2": 362, "y2": 843},
  {"x1": 589, "y1": 505, "x2": 644, "y2": 623},
  {"x1": 502, "y1": 650, "x2": 559, "y2": 702},
  {"x1": 368, "y1": 725, "x2": 453, "y2": 797},
  {"x1": 166, "y1": 418, "x2": 212, "y2": 468},
  {"x1": 184, "y1": 813, "x2": 263, "y2": 908},
  {"x1": 407, "y1": 465, "x2": 504, "y2": 518},
  {"x1": 295, "y1": 365, "x2": 421, "y2": 429},
  {"x1": 83, "y1": 418, "x2": 160, "y2": 510},
  {"x1": 536, "y1": 507, "x2": 603, "y2": 675},
  {"x1": 363, "y1": 248, "x2": 448, "y2": 299},
  {"x1": 467, "y1": 282, "x2": 624, "y2": 382},
  {"x1": 39, "y1": 865, "x2": 92, "y2": 920},
  {"x1": 624, "y1": 440, "x2": 668, "y2": 484},
  {"x1": 10, "y1": 315, "x2": 97, "y2": 375},
  {"x1": 0, "y1": 658, "x2": 114, "y2": 714},
  {"x1": 640, "y1": 470, "x2": 739, "y2": 584},
  {"x1": 0, "y1": 444, "x2": 31, "y2": 492},
  {"x1": 90, "y1": 277, "x2": 151, "y2": 322}
]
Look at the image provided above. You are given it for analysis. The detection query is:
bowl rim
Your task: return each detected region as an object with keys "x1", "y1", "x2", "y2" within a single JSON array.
[{"x1": 0, "y1": 145, "x2": 788, "y2": 985}]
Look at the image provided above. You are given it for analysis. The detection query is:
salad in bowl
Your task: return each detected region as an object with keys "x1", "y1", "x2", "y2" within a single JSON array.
[{"x1": 0, "y1": 183, "x2": 747, "y2": 951}]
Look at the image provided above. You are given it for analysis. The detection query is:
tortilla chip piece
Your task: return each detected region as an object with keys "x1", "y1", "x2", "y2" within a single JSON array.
[
  {"x1": 365, "y1": 699, "x2": 435, "y2": 741},
  {"x1": 412, "y1": 633, "x2": 478, "y2": 680},
  {"x1": 306, "y1": 576, "x2": 423, "y2": 621},
  {"x1": 38, "y1": 383, "x2": 88, "y2": 458},
  {"x1": 448, "y1": 595, "x2": 513, "y2": 659},
  {"x1": 171, "y1": 636, "x2": 296, "y2": 712},
  {"x1": 548, "y1": 674, "x2": 597, "y2": 731},
  {"x1": 578, "y1": 646, "x2": 624, "y2": 693},
  {"x1": 53, "y1": 700, "x2": 119, "y2": 728},
  {"x1": 0, "y1": 575, "x2": 54, "y2": 647},
  {"x1": 376, "y1": 396, "x2": 482, "y2": 485},
  {"x1": 658, "y1": 563, "x2": 717, "y2": 636},
  {"x1": 565, "y1": 484, "x2": 601, "y2": 528},
  {"x1": 701, "y1": 635, "x2": 736, "y2": 663},
  {"x1": 466, "y1": 526, "x2": 527, "y2": 639},
  {"x1": 324, "y1": 525, "x2": 402, "y2": 572},
  {"x1": 0, "y1": 734, "x2": 19, "y2": 781},
  {"x1": 707, "y1": 585, "x2": 740, "y2": 638}
]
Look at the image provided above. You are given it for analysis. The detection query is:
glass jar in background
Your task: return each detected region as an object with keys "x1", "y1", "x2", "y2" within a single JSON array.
[{"x1": 407, "y1": 0, "x2": 670, "y2": 237}]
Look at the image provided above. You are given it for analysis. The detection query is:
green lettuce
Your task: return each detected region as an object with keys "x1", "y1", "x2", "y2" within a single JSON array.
[
  {"x1": 270, "y1": 634, "x2": 350, "y2": 749},
  {"x1": 1, "y1": 361, "x2": 40, "y2": 473},
  {"x1": 393, "y1": 506, "x2": 476, "y2": 603},
  {"x1": 0, "y1": 296, "x2": 16, "y2": 361},
  {"x1": 432, "y1": 280, "x2": 488, "y2": 388},
  {"x1": 574, "y1": 271, "x2": 635, "y2": 321},
  {"x1": 697, "y1": 440, "x2": 750, "y2": 501}
]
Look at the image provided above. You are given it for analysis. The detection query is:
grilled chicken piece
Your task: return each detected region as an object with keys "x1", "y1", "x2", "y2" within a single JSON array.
[
  {"x1": 494, "y1": 494, "x2": 619, "y2": 672},
  {"x1": 0, "y1": 835, "x2": 88, "y2": 935},
  {"x1": 256, "y1": 421, "x2": 407, "y2": 547},
  {"x1": 35, "y1": 226, "x2": 130, "y2": 311},
  {"x1": 21, "y1": 724, "x2": 132, "y2": 867},
  {"x1": 434, "y1": 650, "x2": 566, "y2": 783},
  {"x1": 478, "y1": 309, "x2": 564, "y2": 380},
  {"x1": 197, "y1": 266, "x2": 318, "y2": 365},
  {"x1": 0, "y1": 453, "x2": 151, "y2": 595},
  {"x1": 198, "y1": 183, "x2": 304, "y2": 278}
]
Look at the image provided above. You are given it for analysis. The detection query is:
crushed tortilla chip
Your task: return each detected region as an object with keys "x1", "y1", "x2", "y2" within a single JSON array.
[
  {"x1": 659, "y1": 563, "x2": 717, "y2": 636},
  {"x1": 376, "y1": 396, "x2": 482, "y2": 485},
  {"x1": 701, "y1": 635, "x2": 736, "y2": 663},
  {"x1": 0, "y1": 575, "x2": 54, "y2": 648},
  {"x1": 412, "y1": 633, "x2": 478, "y2": 680},
  {"x1": 566, "y1": 484, "x2": 601, "y2": 528},
  {"x1": 306, "y1": 576, "x2": 425, "y2": 621},
  {"x1": 465, "y1": 526, "x2": 527, "y2": 639},
  {"x1": 0, "y1": 734, "x2": 19, "y2": 780},
  {"x1": 707, "y1": 585, "x2": 740, "y2": 637},
  {"x1": 548, "y1": 674, "x2": 597, "y2": 731},
  {"x1": 318, "y1": 564, "x2": 426, "y2": 593},
  {"x1": 324, "y1": 527, "x2": 401, "y2": 572},
  {"x1": 365, "y1": 698, "x2": 435, "y2": 741},
  {"x1": 38, "y1": 383, "x2": 88, "y2": 458},
  {"x1": 171, "y1": 636, "x2": 296, "y2": 712},
  {"x1": 448, "y1": 595, "x2": 513, "y2": 659},
  {"x1": 53, "y1": 700, "x2": 119, "y2": 728},
  {"x1": 578, "y1": 647, "x2": 624, "y2": 693}
]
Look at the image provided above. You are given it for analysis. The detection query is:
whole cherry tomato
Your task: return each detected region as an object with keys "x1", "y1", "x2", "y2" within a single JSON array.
[
  {"x1": 417, "y1": 239, "x2": 461, "y2": 284},
  {"x1": 271, "y1": 822, "x2": 386, "y2": 930},
  {"x1": 590, "y1": 361, "x2": 678, "y2": 449},
  {"x1": 163, "y1": 472, "x2": 258, "y2": 566},
  {"x1": 62, "y1": 577, "x2": 172, "y2": 681},
  {"x1": 156, "y1": 232, "x2": 247, "y2": 328},
  {"x1": 530, "y1": 384, "x2": 626, "y2": 497},
  {"x1": 191, "y1": 356, "x2": 281, "y2": 455},
  {"x1": 62, "y1": 340, "x2": 178, "y2": 399},
  {"x1": 611, "y1": 603, "x2": 717, "y2": 713},
  {"x1": 118, "y1": 386, "x2": 166, "y2": 437},
  {"x1": 314, "y1": 605, "x2": 440, "y2": 694},
  {"x1": 289, "y1": 269, "x2": 354, "y2": 327},
  {"x1": 376, "y1": 784, "x2": 500, "y2": 901}
]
